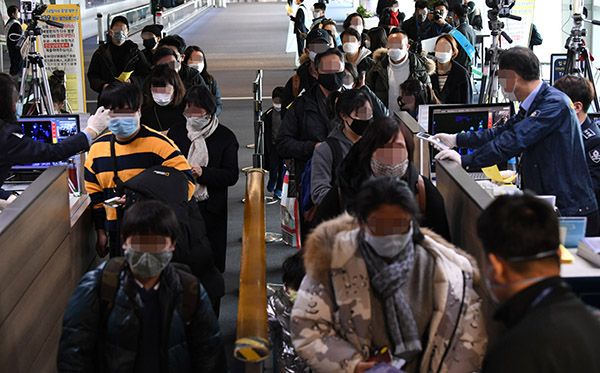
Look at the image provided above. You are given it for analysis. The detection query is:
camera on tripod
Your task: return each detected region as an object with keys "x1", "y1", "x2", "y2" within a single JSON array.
[{"x1": 433, "y1": 9, "x2": 444, "y2": 21}]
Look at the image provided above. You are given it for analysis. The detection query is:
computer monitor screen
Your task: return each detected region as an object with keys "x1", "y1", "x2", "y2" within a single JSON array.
[
  {"x1": 12, "y1": 115, "x2": 80, "y2": 170},
  {"x1": 427, "y1": 104, "x2": 514, "y2": 172}
]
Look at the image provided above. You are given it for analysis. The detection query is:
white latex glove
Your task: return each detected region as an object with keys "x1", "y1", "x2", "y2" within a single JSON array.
[
  {"x1": 85, "y1": 106, "x2": 110, "y2": 138},
  {"x1": 435, "y1": 149, "x2": 462, "y2": 165},
  {"x1": 432, "y1": 133, "x2": 457, "y2": 149}
]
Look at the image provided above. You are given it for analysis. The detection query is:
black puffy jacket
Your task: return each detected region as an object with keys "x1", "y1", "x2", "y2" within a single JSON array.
[{"x1": 57, "y1": 262, "x2": 222, "y2": 372}]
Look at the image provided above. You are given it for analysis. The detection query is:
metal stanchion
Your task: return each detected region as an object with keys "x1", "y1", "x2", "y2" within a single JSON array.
[{"x1": 96, "y1": 13, "x2": 104, "y2": 44}]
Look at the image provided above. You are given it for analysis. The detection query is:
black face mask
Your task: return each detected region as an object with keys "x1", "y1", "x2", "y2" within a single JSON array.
[
  {"x1": 143, "y1": 38, "x2": 157, "y2": 50},
  {"x1": 318, "y1": 71, "x2": 345, "y2": 91},
  {"x1": 348, "y1": 117, "x2": 373, "y2": 136}
]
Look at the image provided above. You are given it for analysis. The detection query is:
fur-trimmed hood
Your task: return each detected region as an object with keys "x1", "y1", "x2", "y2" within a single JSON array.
[
  {"x1": 303, "y1": 212, "x2": 480, "y2": 285},
  {"x1": 372, "y1": 48, "x2": 436, "y2": 75}
]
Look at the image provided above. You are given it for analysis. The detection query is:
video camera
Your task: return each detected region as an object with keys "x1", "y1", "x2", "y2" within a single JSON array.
[{"x1": 17, "y1": 0, "x2": 64, "y2": 49}]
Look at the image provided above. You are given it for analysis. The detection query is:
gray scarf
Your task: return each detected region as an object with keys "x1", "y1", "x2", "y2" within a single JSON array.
[{"x1": 358, "y1": 231, "x2": 422, "y2": 359}]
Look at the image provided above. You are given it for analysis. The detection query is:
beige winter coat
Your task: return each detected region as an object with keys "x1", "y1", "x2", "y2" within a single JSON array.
[{"x1": 291, "y1": 213, "x2": 487, "y2": 372}]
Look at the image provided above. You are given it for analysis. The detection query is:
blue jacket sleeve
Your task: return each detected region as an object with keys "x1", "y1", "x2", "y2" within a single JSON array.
[
  {"x1": 456, "y1": 118, "x2": 515, "y2": 149},
  {"x1": 213, "y1": 79, "x2": 223, "y2": 117},
  {"x1": 5, "y1": 131, "x2": 89, "y2": 166},
  {"x1": 460, "y1": 103, "x2": 566, "y2": 169},
  {"x1": 57, "y1": 269, "x2": 102, "y2": 371}
]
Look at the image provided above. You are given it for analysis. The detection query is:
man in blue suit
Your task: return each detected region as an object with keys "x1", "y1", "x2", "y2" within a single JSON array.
[{"x1": 434, "y1": 46, "x2": 599, "y2": 235}]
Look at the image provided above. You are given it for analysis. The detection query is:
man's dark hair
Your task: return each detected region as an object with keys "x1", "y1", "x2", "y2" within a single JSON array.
[
  {"x1": 159, "y1": 35, "x2": 186, "y2": 55},
  {"x1": 499, "y1": 46, "x2": 540, "y2": 81},
  {"x1": 314, "y1": 2, "x2": 326, "y2": 11},
  {"x1": 343, "y1": 12, "x2": 364, "y2": 30},
  {"x1": 340, "y1": 27, "x2": 361, "y2": 42},
  {"x1": 98, "y1": 82, "x2": 142, "y2": 111},
  {"x1": 0, "y1": 73, "x2": 17, "y2": 124},
  {"x1": 321, "y1": 18, "x2": 337, "y2": 28},
  {"x1": 477, "y1": 194, "x2": 560, "y2": 264},
  {"x1": 153, "y1": 47, "x2": 178, "y2": 66},
  {"x1": 272, "y1": 86, "x2": 284, "y2": 99},
  {"x1": 434, "y1": 0, "x2": 449, "y2": 10},
  {"x1": 415, "y1": 0, "x2": 428, "y2": 10},
  {"x1": 110, "y1": 15, "x2": 129, "y2": 30},
  {"x1": 554, "y1": 74, "x2": 595, "y2": 113},
  {"x1": 121, "y1": 200, "x2": 179, "y2": 241},
  {"x1": 388, "y1": 28, "x2": 408, "y2": 38},
  {"x1": 7, "y1": 5, "x2": 18, "y2": 17},
  {"x1": 282, "y1": 250, "x2": 305, "y2": 290},
  {"x1": 354, "y1": 177, "x2": 424, "y2": 243},
  {"x1": 453, "y1": 4, "x2": 468, "y2": 20},
  {"x1": 314, "y1": 47, "x2": 344, "y2": 70},
  {"x1": 185, "y1": 85, "x2": 218, "y2": 115}
]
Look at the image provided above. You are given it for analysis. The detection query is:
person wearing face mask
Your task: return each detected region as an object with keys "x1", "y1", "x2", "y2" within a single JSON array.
[
  {"x1": 402, "y1": 1, "x2": 431, "y2": 43},
  {"x1": 140, "y1": 64, "x2": 186, "y2": 133},
  {"x1": 58, "y1": 200, "x2": 223, "y2": 372},
  {"x1": 85, "y1": 82, "x2": 195, "y2": 258},
  {"x1": 314, "y1": 116, "x2": 450, "y2": 239},
  {"x1": 321, "y1": 18, "x2": 341, "y2": 47},
  {"x1": 310, "y1": 89, "x2": 373, "y2": 207},
  {"x1": 343, "y1": 12, "x2": 367, "y2": 48},
  {"x1": 277, "y1": 48, "x2": 346, "y2": 194},
  {"x1": 431, "y1": 34, "x2": 472, "y2": 104},
  {"x1": 140, "y1": 24, "x2": 163, "y2": 66},
  {"x1": 344, "y1": 63, "x2": 389, "y2": 119},
  {"x1": 183, "y1": 46, "x2": 223, "y2": 116},
  {"x1": 434, "y1": 47, "x2": 600, "y2": 235},
  {"x1": 366, "y1": 29, "x2": 434, "y2": 115},
  {"x1": 291, "y1": 176, "x2": 486, "y2": 373},
  {"x1": 157, "y1": 35, "x2": 207, "y2": 90},
  {"x1": 379, "y1": 0, "x2": 405, "y2": 32},
  {"x1": 311, "y1": 2, "x2": 326, "y2": 29},
  {"x1": 281, "y1": 28, "x2": 330, "y2": 120},
  {"x1": 167, "y1": 85, "x2": 239, "y2": 273},
  {"x1": 340, "y1": 28, "x2": 375, "y2": 75},
  {"x1": 263, "y1": 87, "x2": 286, "y2": 198},
  {"x1": 87, "y1": 16, "x2": 151, "y2": 96},
  {"x1": 476, "y1": 194, "x2": 600, "y2": 373},
  {"x1": 267, "y1": 250, "x2": 310, "y2": 373},
  {"x1": 0, "y1": 73, "x2": 109, "y2": 203},
  {"x1": 398, "y1": 78, "x2": 440, "y2": 119}
]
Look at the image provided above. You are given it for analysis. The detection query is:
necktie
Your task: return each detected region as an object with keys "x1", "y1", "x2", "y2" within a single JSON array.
[{"x1": 516, "y1": 107, "x2": 527, "y2": 121}]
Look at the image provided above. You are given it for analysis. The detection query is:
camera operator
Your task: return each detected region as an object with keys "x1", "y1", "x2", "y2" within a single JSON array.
[
  {"x1": 0, "y1": 73, "x2": 109, "y2": 202},
  {"x1": 423, "y1": 1, "x2": 453, "y2": 39},
  {"x1": 402, "y1": 0, "x2": 431, "y2": 43}
]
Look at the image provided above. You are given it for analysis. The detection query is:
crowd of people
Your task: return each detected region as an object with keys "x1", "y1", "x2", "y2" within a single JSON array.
[{"x1": 2, "y1": 1, "x2": 600, "y2": 372}]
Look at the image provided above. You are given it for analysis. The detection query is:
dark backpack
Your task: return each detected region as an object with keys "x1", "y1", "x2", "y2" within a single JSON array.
[
  {"x1": 299, "y1": 137, "x2": 343, "y2": 222},
  {"x1": 99, "y1": 257, "x2": 199, "y2": 325},
  {"x1": 109, "y1": 136, "x2": 224, "y2": 304}
]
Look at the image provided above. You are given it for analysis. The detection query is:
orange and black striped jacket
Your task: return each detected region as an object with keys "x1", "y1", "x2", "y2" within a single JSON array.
[{"x1": 84, "y1": 125, "x2": 194, "y2": 232}]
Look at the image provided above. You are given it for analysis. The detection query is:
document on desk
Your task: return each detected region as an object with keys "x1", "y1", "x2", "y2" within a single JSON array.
[{"x1": 481, "y1": 165, "x2": 517, "y2": 184}]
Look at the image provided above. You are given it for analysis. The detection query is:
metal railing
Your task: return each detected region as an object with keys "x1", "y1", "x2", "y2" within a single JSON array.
[
  {"x1": 97, "y1": 0, "x2": 212, "y2": 44},
  {"x1": 156, "y1": 0, "x2": 211, "y2": 34},
  {"x1": 234, "y1": 169, "x2": 270, "y2": 371}
]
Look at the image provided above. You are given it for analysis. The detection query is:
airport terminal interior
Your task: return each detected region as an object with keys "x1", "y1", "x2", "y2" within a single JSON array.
[{"x1": 3, "y1": 0, "x2": 600, "y2": 372}]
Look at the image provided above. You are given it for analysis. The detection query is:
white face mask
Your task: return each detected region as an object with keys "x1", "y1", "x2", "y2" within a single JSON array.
[
  {"x1": 308, "y1": 50, "x2": 317, "y2": 62},
  {"x1": 273, "y1": 103, "x2": 282, "y2": 111},
  {"x1": 152, "y1": 92, "x2": 173, "y2": 106},
  {"x1": 499, "y1": 78, "x2": 518, "y2": 102},
  {"x1": 364, "y1": 223, "x2": 413, "y2": 258},
  {"x1": 189, "y1": 62, "x2": 205, "y2": 73},
  {"x1": 388, "y1": 48, "x2": 406, "y2": 62},
  {"x1": 313, "y1": 11, "x2": 322, "y2": 18},
  {"x1": 435, "y1": 51, "x2": 452, "y2": 64},
  {"x1": 343, "y1": 42, "x2": 360, "y2": 55},
  {"x1": 343, "y1": 83, "x2": 354, "y2": 90}
]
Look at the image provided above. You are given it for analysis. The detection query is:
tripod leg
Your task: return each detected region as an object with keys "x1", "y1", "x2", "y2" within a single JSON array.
[
  {"x1": 39, "y1": 60, "x2": 55, "y2": 115},
  {"x1": 582, "y1": 50, "x2": 600, "y2": 111}
]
